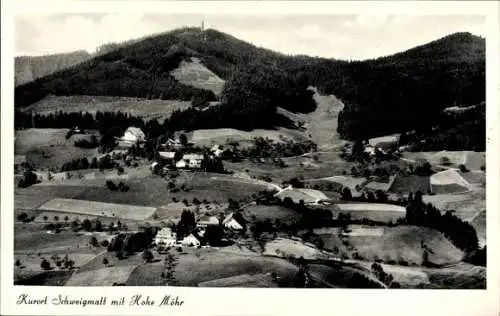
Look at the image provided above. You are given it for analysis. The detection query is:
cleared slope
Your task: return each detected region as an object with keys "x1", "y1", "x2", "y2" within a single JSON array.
[
  {"x1": 277, "y1": 87, "x2": 346, "y2": 150},
  {"x1": 170, "y1": 57, "x2": 225, "y2": 96}
]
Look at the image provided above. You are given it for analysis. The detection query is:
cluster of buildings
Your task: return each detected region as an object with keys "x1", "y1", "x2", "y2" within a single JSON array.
[{"x1": 154, "y1": 212, "x2": 246, "y2": 248}]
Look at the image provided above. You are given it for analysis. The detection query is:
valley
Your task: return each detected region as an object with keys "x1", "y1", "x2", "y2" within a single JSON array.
[{"x1": 12, "y1": 26, "x2": 486, "y2": 289}]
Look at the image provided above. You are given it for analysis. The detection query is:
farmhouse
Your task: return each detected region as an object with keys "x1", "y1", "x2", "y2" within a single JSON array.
[
  {"x1": 197, "y1": 215, "x2": 219, "y2": 228},
  {"x1": 176, "y1": 153, "x2": 205, "y2": 169},
  {"x1": 182, "y1": 233, "x2": 201, "y2": 247},
  {"x1": 430, "y1": 169, "x2": 470, "y2": 194},
  {"x1": 222, "y1": 213, "x2": 245, "y2": 230},
  {"x1": 155, "y1": 227, "x2": 177, "y2": 247}
]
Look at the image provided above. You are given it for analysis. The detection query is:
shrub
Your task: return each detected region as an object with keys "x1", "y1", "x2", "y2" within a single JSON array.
[
  {"x1": 459, "y1": 164, "x2": 469, "y2": 173},
  {"x1": 106, "y1": 180, "x2": 118, "y2": 191},
  {"x1": 40, "y1": 259, "x2": 51, "y2": 270},
  {"x1": 101, "y1": 240, "x2": 110, "y2": 247},
  {"x1": 17, "y1": 212, "x2": 29, "y2": 222},
  {"x1": 102, "y1": 257, "x2": 109, "y2": 266},
  {"x1": 89, "y1": 237, "x2": 99, "y2": 247}
]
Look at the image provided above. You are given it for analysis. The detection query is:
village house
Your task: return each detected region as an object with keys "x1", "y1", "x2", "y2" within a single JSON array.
[
  {"x1": 155, "y1": 227, "x2": 177, "y2": 247},
  {"x1": 162, "y1": 138, "x2": 183, "y2": 150},
  {"x1": 197, "y1": 215, "x2": 219, "y2": 228},
  {"x1": 174, "y1": 153, "x2": 205, "y2": 169},
  {"x1": 222, "y1": 213, "x2": 245, "y2": 231},
  {"x1": 181, "y1": 233, "x2": 201, "y2": 247}
]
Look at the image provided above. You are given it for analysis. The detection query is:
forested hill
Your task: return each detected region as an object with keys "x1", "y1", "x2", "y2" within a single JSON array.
[{"x1": 15, "y1": 28, "x2": 485, "y2": 141}]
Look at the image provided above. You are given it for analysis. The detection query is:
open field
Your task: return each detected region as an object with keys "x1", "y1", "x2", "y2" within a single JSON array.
[
  {"x1": 198, "y1": 273, "x2": 278, "y2": 287},
  {"x1": 327, "y1": 202, "x2": 406, "y2": 223},
  {"x1": 38, "y1": 198, "x2": 157, "y2": 221},
  {"x1": 402, "y1": 151, "x2": 485, "y2": 171},
  {"x1": 15, "y1": 229, "x2": 94, "y2": 252},
  {"x1": 14, "y1": 270, "x2": 74, "y2": 286},
  {"x1": 348, "y1": 226, "x2": 464, "y2": 265},
  {"x1": 308, "y1": 263, "x2": 384, "y2": 288},
  {"x1": 15, "y1": 128, "x2": 99, "y2": 170},
  {"x1": 224, "y1": 154, "x2": 355, "y2": 185},
  {"x1": 275, "y1": 188, "x2": 330, "y2": 204},
  {"x1": 189, "y1": 128, "x2": 309, "y2": 149},
  {"x1": 66, "y1": 265, "x2": 137, "y2": 286},
  {"x1": 243, "y1": 205, "x2": 301, "y2": 225},
  {"x1": 170, "y1": 57, "x2": 225, "y2": 96},
  {"x1": 15, "y1": 185, "x2": 87, "y2": 210},
  {"x1": 315, "y1": 225, "x2": 463, "y2": 266},
  {"x1": 355, "y1": 261, "x2": 485, "y2": 289},
  {"x1": 263, "y1": 238, "x2": 328, "y2": 260},
  {"x1": 126, "y1": 247, "x2": 300, "y2": 287},
  {"x1": 388, "y1": 175, "x2": 431, "y2": 194},
  {"x1": 422, "y1": 190, "x2": 485, "y2": 222},
  {"x1": 22, "y1": 95, "x2": 192, "y2": 120},
  {"x1": 72, "y1": 174, "x2": 266, "y2": 207},
  {"x1": 309, "y1": 176, "x2": 366, "y2": 191}
]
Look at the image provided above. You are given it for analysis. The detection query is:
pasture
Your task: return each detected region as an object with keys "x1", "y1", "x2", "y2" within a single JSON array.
[
  {"x1": 402, "y1": 151, "x2": 485, "y2": 171},
  {"x1": 73, "y1": 174, "x2": 266, "y2": 207},
  {"x1": 14, "y1": 229, "x2": 94, "y2": 253},
  {"x1": 15, "y1": 185, "x2": 87, "y2": 210},
  {"x1": 349, "y1": 225, "x2": 463, "y2": 266},
  {"x1": 189, "y1": 128, "x2": 309, "y2": 149},
  {"x1": 147, "y1": 248, "x2": 299, "y2": 287},
  {"x1": 310, "y1": 225, "x2": 463, "y2": 266},
  {"x1": 65, "y1": 265, "x2": 137, "y2": 286},
  {"x1": 328, "y1": 203, "x2": 406, "y2": 223},
  {"x1": 422, "y1": 190, "x2": 485, "y2": 222},
  {"x1": 243, "y1": 205, "x2": 301, "y2": 225},
  {"x1": 22, "y1": 95, "x2": 192, "y2": 120},
  {"x1": 263, "y1": 238, "x2": 328, "y2": 260},
  {"x1": 15, "y1": 128, "x2": 99, "y2": 170},
  {"x1": 38, "y1": 198, "x2": 158, "y2": 221}
]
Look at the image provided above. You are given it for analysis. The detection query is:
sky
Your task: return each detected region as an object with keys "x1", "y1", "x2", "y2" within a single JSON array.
[{"x1": 15, "y1": 14, "x2": 485, "y2": 60}]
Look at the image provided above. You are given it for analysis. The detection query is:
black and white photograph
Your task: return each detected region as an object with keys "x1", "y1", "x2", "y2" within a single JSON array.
[
  {"x1": 2, "y1": 1, "x2": 500, "y2": 315},
  {"x1": 10, "y1": 11, "x2": 490, "y2": 289}
]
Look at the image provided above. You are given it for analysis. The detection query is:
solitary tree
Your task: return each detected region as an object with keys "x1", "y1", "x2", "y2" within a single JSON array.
[
  {"x1": 142, "y1": 249, "x2": 154, "y2": 263},
  {"x1": 40, "y1": 259, "x2": 51, "y2": 270},
  {"x1": 102, "y1": 257, "x2": 109, "y2": 267}
]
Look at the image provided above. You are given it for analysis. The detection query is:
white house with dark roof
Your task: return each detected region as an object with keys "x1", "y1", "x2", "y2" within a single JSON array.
[{"x1": 222, "y1": 213, "x2": 244, "y2": 230}]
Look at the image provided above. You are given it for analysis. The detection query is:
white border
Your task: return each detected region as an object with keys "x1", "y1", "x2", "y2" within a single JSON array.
[{"x1": 2, "y1": 2, "x2": 500, "y2": 316}]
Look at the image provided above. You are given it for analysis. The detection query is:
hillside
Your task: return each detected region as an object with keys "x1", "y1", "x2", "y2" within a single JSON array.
[
  {"x1": 15, "y1": 28, "x2": 484, "y2": 145},
  {"x1": 15, "y1": 51, "x2": 91, "y2": 86}
]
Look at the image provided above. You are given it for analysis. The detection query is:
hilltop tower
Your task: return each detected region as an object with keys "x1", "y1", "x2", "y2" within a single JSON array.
[{"x1": 201, "y1": 20, "x2": 207, "y2": 42}]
